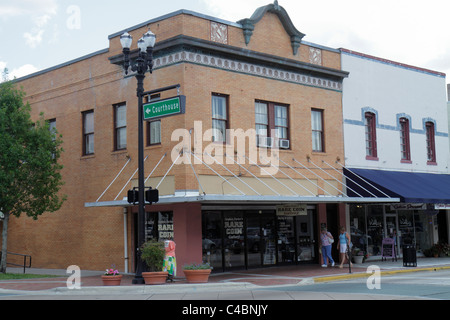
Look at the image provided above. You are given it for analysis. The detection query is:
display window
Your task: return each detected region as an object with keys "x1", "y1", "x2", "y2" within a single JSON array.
[
  {"x1": 145, "y1": 211, "x2": 174, "y2": 241},
  {"x1": 349, "y1": 204, "x2": 435, "y2": 258},
  {"x1": 202, "y1": 208, "x2": 316, "y2": 272}
]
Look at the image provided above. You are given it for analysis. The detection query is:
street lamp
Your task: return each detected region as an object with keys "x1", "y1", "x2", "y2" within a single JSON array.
[{"x1": 120, "y1": 29, "x2": 156, "y2": 284}]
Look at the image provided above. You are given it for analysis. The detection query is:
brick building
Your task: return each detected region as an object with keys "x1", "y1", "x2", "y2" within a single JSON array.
[{"x1": 5, "y1": 2, "x2": 392, "y2": 274}]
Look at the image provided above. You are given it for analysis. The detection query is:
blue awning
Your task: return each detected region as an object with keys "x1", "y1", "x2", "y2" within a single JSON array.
[{"x1": 344, "y1": 168, "x2": 450, "y2": 204}]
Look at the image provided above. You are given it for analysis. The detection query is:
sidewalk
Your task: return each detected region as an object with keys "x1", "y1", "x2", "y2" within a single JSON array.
[{"x1": 1, "y1": 257, "x2": 450, "y2": 295}]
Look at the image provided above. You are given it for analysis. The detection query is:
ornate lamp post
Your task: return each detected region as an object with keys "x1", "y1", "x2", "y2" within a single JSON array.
[{"x1": 119, "y1": 30, "x2": 156, "y2": 284}]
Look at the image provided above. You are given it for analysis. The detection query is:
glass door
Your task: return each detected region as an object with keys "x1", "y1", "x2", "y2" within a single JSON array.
[
  {"x1": 246, "y1": 215, "x2": 261, "y2": 268},
  {"x1": 277, "y1": 216, "x2": 296, "y2": 263},
  {"x1": 246, "y1": 214, "x2": 276, "y2": 268},
  {"x1": 261, "y1": 216, "x2": 276, "y2": 266},
  {"x1": 296, "y1": 210, "x2": 316, "y2": 262}
]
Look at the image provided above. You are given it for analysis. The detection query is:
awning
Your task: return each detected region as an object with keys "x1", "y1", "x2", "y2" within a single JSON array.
[
  {"x1": 344, "y1": 168, "x2": 450, "y2": 204},
  {"x1": 84, "y1": 152, "x2": 400, "y2": 209}
]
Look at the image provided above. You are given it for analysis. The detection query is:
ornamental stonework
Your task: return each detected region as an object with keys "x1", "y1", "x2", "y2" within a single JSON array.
[
  {"x1": 309, "y1": 48, "x2": 322, "y2": 65},
  {"x1": 211, "y1": 22, "x2": 228, "y2": 44},
  {"x1": 152, "y1": 51, "x2": 342, "y2": 91}
]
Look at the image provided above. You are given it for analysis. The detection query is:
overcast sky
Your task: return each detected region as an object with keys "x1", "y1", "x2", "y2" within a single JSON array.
[{"x1": 1, "y1": 0, "x2": 449, "y2": 87}]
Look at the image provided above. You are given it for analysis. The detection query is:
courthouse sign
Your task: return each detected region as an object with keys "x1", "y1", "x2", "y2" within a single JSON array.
[{"x1": 143, "y1": 95, "x2": 186, "y2": 120}]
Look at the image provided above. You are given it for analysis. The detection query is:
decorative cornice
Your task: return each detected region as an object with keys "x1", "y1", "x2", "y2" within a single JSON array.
[
  {"x1": 153, "y1": 50, "x2": 343, "y2": 91},
  {"x1": 109, "y1": 35, "x2": 348, "y2": 82},
  {"x1": 237, "y1": 1, "x2": 305, "y2": 55}
]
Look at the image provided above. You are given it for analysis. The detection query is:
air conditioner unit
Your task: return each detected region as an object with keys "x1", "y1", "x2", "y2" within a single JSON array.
[
  {"x1": 257, "y1": 136, "x2": 274, "y2": 148},
  {"x1": 279, "y1": 139, "x2": 290, "y2": 149}
]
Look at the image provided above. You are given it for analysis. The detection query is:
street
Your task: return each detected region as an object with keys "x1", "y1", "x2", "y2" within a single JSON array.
[
  {"x1": 273, "y1": 269, "x2": 450, "y2": 300},
  {"x1": 1, "y1": 268, "x2": 450, "y2": 301}
]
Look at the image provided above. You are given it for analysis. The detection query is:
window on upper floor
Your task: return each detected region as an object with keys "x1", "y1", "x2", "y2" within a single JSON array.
[
  {"x1": 255, "y1": 100, "x2": 290, "y2": 149},
  {"x1": 426, "y1": 121, "x2": 436, "y2": 164},
  {"x1": 146, "y1": 93, "x2": 161, "y2": 146},
  {"x1": 82, "y1": 110, "x2": 94, "y2": 156},
  {"x1": 114, "y1": 103, "x2": 127, "y2": 151},
  {"x1": 365, "y1": 112, "x2": 377, "y2": 160},
  {"x1": 212, "y1": 93, "x2": 228, "y2": 143},
  {"x1": 311, "y1": 109, "x2": 324, "y2": 152},
  {"x1": 148, "y1": 120, "x2": 161, "y2": 145},
  {"x1": 399, "y1": 117, "x2": 411, "y2": 163}
]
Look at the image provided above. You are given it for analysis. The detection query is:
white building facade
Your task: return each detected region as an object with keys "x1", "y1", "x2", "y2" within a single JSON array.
[{"x1": 341, "y1": 48, "x2": 450, "y2": 258}]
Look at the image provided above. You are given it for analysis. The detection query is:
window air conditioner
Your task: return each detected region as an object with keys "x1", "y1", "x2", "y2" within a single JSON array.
[{"x1": 279, "y1": 139, "x2": 290, "y2": 149}]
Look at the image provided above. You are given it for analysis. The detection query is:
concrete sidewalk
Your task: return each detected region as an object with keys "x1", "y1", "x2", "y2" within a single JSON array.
[{"x1": 1, "y1": 257, "x2": 450, "y2": 297}]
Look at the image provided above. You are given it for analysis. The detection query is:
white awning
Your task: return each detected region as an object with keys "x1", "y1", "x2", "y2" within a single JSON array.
[{"x1": 85, "y1": 151, "x2": 399, "y2": 208}]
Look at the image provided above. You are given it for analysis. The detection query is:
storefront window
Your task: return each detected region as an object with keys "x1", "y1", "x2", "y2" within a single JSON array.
[
  {"x1": 224, "y1": 212, "x2": 245, "y2": 269},
  {"x1": 145, "y1": 211, "x2": 173, "y2": 241},
  {"x1": 366, "y1": 205, "x2": 383, "y2": 256},
  {"x1": 202, "y1": 211, "x2": 223, "y2": 270},
  {"x1": 295, "y1": 210, "x2": 315, "y2": 262},
  {"x1": 350, "y1": 204, "x2": 437, "y2": 257},
  {"x1": 349, "y1": 205, "x2": 370, "y2": 254},
  {"x1": 277, "y1": 216, "x2": 296, "y2": 263},
  {"x1": 414, "y1": 211, "x2": 434, "y2": 252},
  {"x1": 202, "y1": 207, "x2": 317, "y2": 271},
  {"x1": 398, "y1": 210, "x2": 414, "y2": 246}
]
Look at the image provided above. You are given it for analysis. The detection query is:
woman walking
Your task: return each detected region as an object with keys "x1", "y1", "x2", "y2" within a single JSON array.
[
  {"x1": 337, "y1": 226, "x2": 352, "y2": 268},
  {"x1": 320, "y1": 227, "x2": 335, "y2": 267}
]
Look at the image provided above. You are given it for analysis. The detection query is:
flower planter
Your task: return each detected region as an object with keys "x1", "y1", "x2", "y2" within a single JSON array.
[
  {"x1": 142, "y1": 271, "x2": 169, "y2": 285},
  {"x1": 353, "y1": 255, "x2": 364, "y2": 264},
  {"x1": 101, "y1": 275, "x2": 123, "y2": 286},
  {"x1": 184, "y1": 269, "x2": 212, "y2": 283}
]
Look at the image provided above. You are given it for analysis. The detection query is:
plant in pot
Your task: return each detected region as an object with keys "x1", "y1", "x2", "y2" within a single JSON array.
[
  {"x1": 101, "y1": 266, "x2": 122, "y2": 286},
  {"x1": 183, "y1": 262, "x2": 213, "y2": 283},
  {"x1": 140, "y1": 240, "x2": 168, "y2": 285},
  {"x1": 352, "y1": 248, "x2": 364, "y2": 264}
]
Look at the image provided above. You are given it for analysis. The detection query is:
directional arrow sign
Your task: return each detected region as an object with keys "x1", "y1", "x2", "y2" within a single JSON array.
[{"x1": 143, "y1": 95, "x2": 186, "y2": 121}]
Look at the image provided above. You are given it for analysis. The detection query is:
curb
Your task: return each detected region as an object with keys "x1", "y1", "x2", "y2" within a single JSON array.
[
  {"x1": 0, "y1": 281, "x2": 260, "y2": 296},
  {"x1": 312, "y1": 265, "x2": 450, "y2": 283}
]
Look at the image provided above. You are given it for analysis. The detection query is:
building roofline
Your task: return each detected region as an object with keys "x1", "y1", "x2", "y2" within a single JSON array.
[
  {"x1": 340, "y1": 48, "x2": 446, "y2": 78},
  {"x1": 13, "y1": 48, "x2": 109, "y2": 83},
  {"x1": 108, "y1": 9, "x2": 243, "y2": 40},
  {"x1": 108, "y1": 8, "x2": 339, "y2": 53}
]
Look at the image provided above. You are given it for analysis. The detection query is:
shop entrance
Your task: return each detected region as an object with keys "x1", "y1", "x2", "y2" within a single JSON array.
[
  {"x1": 202, "y1": 207, "x2": 318, "y2": 272},
  {"x1": 246, "y1": 212, "x2": 276, "y2": 268}
]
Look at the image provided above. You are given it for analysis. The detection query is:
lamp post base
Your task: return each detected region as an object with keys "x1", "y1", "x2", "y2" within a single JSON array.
[{"x1": 132, "y1": 276, "x2": 145, "y2": 285}]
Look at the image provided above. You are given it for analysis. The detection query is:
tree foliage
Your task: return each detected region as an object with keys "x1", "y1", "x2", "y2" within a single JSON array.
[{"x1": 0, "y1": 80, "x2": 66, "y2": 272}]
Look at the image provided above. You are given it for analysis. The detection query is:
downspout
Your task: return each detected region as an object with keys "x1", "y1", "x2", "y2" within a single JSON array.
[{"x1": 123, "y1": 207, "x2": 129, "y2": 274}]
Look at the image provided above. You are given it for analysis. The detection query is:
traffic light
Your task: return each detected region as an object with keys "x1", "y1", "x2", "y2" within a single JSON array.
[
  {"x1": 145, "y1": 188, "x2": 159, "y2": 204},
  {"x1": 127, "y1": 189, "x2": 138, "y2": 204},
  {"x1": 127, "y1": 188, "x2": 159, "y2": 204}
]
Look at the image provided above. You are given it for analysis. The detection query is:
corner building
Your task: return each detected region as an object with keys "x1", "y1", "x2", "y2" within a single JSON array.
[{"x1": 6, "y1": 3, "x2": 390, "y2": 274}]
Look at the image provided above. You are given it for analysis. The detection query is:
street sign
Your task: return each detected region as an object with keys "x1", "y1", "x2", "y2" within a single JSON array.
[{"x1": 143, "y1": 95, "x2": 186, "y2": 120}]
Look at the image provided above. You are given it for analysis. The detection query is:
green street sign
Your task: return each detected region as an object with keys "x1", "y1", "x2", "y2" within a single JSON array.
[{"x1": 143, "y1": 95, "x2": 186, "y2": 120}]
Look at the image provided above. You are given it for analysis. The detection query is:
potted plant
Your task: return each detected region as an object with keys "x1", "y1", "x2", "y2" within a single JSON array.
[
  {"x1": 183, "y1": 262, "x2": 213, "y2": 283},
  {"x1": 430, "y1": 244, "x2": 440, "y2": 257},
  {"x1": 352, "y1": 248, "x2": 364, "y2": 264},
  {"x1": 101, "y1": 266, "x2": 123, "y2": 286},
  {"x1": 141, "y1": 240, "x2": 168, "y2": 285}
]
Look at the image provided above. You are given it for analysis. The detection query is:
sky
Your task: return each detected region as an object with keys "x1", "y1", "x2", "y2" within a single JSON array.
[{"x1": 1, "y1": 0, "x2": 450, "y2": 87}]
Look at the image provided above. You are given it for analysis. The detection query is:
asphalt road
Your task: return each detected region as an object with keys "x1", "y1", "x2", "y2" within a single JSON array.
[
  {"x1": 1, "y1": 269, "x2": 450, "y2": 301},
  {"x1": 272, "y1": 269, "x2": 450, "y2": 300}
]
